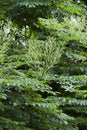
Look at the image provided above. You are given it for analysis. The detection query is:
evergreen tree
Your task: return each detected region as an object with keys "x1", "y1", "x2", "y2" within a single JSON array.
[
  {"x1": 39, "y1": 13, "x2": 87, "y2": 130},
  {"x1": 0, "y1": 0, "x2": 87, "y2": 130}
]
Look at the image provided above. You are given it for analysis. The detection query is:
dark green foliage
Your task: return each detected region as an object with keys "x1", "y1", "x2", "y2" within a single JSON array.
[
  {"x1": 0, "y1": 23, "x2": 76, "y2": 130},
  {"x1": 5, "y1": 0, "x2": 51, "y2": 29},
  {"x1": 0, "y1": 0, "x2": 87, "y2": 130},
  {"x1": 39, "y1": 15, "x2": 87, "y2": 130}
]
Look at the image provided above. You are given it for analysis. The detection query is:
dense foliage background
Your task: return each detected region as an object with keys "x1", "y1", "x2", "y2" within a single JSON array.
[{"x1": 0, "y1": 0, "x2": 87, "y2": 130}]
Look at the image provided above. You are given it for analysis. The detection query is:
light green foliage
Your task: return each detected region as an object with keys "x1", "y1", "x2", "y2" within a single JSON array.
[
  {"x1": 0, "y1": 0, "x2": 87, "y2": 130},
  {"x1": 26, "y1": 38, "x2": 63, "y2": 77},
  {"x1": 0, "y1": 21, "x2": 76, "y2": 130},
  {"x1": 58, "y1": 0, "x2": 83, "y2": 15},
  {"x1": 39, "y1": 14, "x2": 87, "y2": 129}
]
